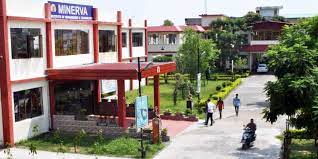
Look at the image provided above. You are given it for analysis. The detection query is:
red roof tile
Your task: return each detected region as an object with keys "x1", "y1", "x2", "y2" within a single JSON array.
[
  {"x1": 179, "y1": 25, "x2": 205, "y2": 32},
  {"x1": 148, "y1": 25, "x2": 205, "y2": 32}
]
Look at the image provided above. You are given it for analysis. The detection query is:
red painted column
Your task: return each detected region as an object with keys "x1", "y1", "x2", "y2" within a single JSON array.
[
  {"x1": 45, "y1": 3, "x2": 56, "y2": 130},
  {"x1": 45, "y1": 3, "x2": 53, "y2": 68},
  {"x1": 117, "y1": 80, "x2": 126, "y2": 128},
  {"x1": 144, "y1": 20, "x2": 149, "y2": 85},
  {"x1": 154, "y1": 75, "x2": 160, "y2": 114},
  {"x1": 117, "y1": 11, "x2": 122, "y2": 62},
  {"x1": 93, "y1": 8, "x2": 101, "y2": 103},
  {"x1": 0, "y1": 0, "x2": 14, "y2": 144},
  {"x1": 128, "y1": 19, "x2": 133, "y2": 90}
]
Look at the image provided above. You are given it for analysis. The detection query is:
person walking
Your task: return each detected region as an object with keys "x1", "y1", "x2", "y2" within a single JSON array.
[
  {"x1": 205, "y1": 99, "x2": 215, "y2": 126},
  {"x1": 233, "y1": 94, "x2": 241, "y2": 116},
  {"x1": 216, "y1": 97, "x2": 224, "y2": 119}
]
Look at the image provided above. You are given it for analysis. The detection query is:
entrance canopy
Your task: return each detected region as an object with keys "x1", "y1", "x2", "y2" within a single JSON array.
[{"x1": 46, "y1": 62, "x2": 176, "y2": 80}]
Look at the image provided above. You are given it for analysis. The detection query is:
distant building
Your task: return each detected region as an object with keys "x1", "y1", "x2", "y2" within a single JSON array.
[
  {"x1": 256, "y1": 6, "x2": 283, "y2": 19},
  {"x1": 147, "y1": 25, "x2": 205, "y2": 60},
  {"x1": 185, "y1": 18, "x2": 202, "y2": 26},
  {"x1": 185, "y1": 14, "x2": 228, "y2": 29},
  {"x1": 239, "y1": 21, "x2": 291, "y2": 71}
]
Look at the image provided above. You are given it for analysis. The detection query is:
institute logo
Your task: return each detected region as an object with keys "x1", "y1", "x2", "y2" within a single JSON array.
[{"x1": 51, "y1": 4, "x2": 57, "y2": 13}]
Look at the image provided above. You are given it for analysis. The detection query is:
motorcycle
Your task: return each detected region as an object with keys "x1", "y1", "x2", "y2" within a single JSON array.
[{"x1": 241, "y1": 127, "x2": 256, "y2": 150}]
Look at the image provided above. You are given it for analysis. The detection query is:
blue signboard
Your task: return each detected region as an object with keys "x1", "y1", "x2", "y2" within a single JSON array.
[
  {"x1": 135, "y1": 96, "x2": 149, "y2": 129},
  {"x1": 48, "y1": 1, "x2": 93, "y2": 20}
]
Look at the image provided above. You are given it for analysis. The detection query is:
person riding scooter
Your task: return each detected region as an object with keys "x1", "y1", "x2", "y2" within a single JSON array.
[{"x1": 241, "y1": 119, "x2": 257, "y2": 149}]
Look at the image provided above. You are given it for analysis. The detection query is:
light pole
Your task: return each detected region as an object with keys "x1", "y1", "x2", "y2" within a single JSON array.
[{"x1": 137, "y1": 57, "x2": 153, "y2": 158}]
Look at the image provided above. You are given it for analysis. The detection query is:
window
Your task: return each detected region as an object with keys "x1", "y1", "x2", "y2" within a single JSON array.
[
  {"x1": 55, "y1": 81, "x2": 93, "y2": 115},
  {"x1": 14, "y1": 88, "x2": 43, "y2": 122},
  {"x1": 55, "y1": 29, "x2": 89, "y2": 56},
  {"x1": 99, "y1": 30, "x2": 116, "y2": 52},
  {"x1": 11, "y1": 28, "x2": 42, "y2": 59},
  {"x1": 167, "y1": 34, "x2": 177, "y2": 44},
  {"x1": 122, "y1": 32, "x2": 127, "y2": 48},
  {"x1": 132, "y1": 32, "x2": 143, "y2": 47}
]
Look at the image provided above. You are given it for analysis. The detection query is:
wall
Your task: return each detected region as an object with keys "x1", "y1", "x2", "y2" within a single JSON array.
[
  {"x1": 8, "y1": 21, "x2": 47, "y2": 81},
  {"x1": 259, "y1": 9, "x2": 275, "y2": 17},
  {"x1": 52, "y1": 23, "x2": 94, "y2": 68},
  {"x1": 132, "y1": 29, "x2": 145, "y2": 58},
  {"x1": 11, "y1": 80, "x2": 50, "y2": 142},
  {"x1": 250, "y1": 40, "x2": 279, "y2": 45}
]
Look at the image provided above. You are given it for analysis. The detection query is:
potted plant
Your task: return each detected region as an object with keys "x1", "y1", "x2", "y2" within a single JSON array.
[{"x1": 161, "y1": 128, "x2": 170, "y2": 142}]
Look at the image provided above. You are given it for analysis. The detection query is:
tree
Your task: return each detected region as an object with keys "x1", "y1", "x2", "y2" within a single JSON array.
[
  {"x1": 176, "y1": 29, "x2": 219, "y2": 80},
  {"x1": 234, "y1": 57, "x2": 248, "y2": 72},
  {"x1": 208, "y1": 18, "x2": 247, "y2": 70},
  {"x1": 163, "y1": 19, "x2": 174, "y2": 26},
  {"x1": 264, "y1": 17, "x2": 318, "y2": 133},
  {"x1": 243, "y1": 11, "x2": 263, "y2": 26}
]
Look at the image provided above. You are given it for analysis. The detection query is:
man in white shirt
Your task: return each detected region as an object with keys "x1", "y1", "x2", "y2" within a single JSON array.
[{"x1": 205, "y1": 99, "x2": 216, "y2": 126}]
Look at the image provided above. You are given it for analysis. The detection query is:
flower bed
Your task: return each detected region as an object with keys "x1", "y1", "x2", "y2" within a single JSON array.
[{"x1": 160, "y1": 114, "x2": 198, "y2": 122}]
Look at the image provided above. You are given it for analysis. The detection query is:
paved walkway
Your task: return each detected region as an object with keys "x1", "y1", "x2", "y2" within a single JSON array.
[{"x1": 154, "y1": 75, "x2": 286, "y2": 159}]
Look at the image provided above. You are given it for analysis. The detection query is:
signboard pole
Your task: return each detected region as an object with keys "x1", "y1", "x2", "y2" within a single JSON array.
[{"x1": 137, "y1": 57, "x2": 146, "y2": 158}]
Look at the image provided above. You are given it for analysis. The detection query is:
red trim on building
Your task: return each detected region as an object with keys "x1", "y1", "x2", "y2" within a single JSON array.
[
  {"x1": 45, "y1": 3, "x2": 53, "y2": 68},
  {"x1": 0, "y1": 0, "x2": 14, "y2": 144},
  {"x1": 240, "y1": 45, "x2": 269, "y2": 53},
  {"x1": 7, "y1": 16, "x2": 48, "y2": 22},
  {"x1": 148, "y1": 26, "x2": 182, "y2": 32},
  {"x1": 98, "y1": 21, "x2": 121, "y2": 26},
  {"x1": 93, "y1": 8, "x2": 101, "y2": 103},
  {"x1": 117, "y1": 11, "x2": 122, "y2": 62},
  {"x1": 46, "y1": 62, "x2": 176, "y2": 80},
  {"x1": 154, "y1": 75, "x2": 160, "y2": 114},
  {"x1": 11, "y1": 77, "x2": 47, "y2": 84},
  {"x1": 117, "y1": 80, "x2": 126, "y2": 127},
  {"x1": 252, "y1": 21, "x2": 290, "y2": 30}
]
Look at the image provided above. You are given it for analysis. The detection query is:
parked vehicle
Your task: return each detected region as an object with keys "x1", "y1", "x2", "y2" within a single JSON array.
[
  {"x1": 241, "y1": 127, "x2": 256, "y2": 150},
  {"x1": 257, "y1": 64, "x2": 268, "y2": 73}
]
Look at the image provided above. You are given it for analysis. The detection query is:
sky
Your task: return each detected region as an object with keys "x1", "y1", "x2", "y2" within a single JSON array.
[
  {"x1": 94, "y1": 0, "x2": 318, "y2": 26},
  {"x1": 8, "y1": 0, "x2": 317, "y2": 26}
]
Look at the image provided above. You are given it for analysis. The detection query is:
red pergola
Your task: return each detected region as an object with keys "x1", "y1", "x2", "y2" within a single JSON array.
[{"x1": 46, "y1": 62, "x2": 176, "y2": 128}]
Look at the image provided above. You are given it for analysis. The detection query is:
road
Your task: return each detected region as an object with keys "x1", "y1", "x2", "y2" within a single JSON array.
[{"x1": 154, "y1": 75, "x2": 286, "y2": 159}]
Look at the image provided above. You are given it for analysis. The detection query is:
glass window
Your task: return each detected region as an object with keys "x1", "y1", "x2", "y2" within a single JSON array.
[
  {"x1": 122, "y1": 32, "x2": 127, "y2": 48},
  {"x1": 14, "y1": 88, "x2": 43, "y2": 122},
  {"x1": 99, "y1": 30, "x2": 116, "y2": 52},
  {"x1": 11, "y1": 28, "x2": 42, "y2": 59},
  {"x1": 55, "y1": 81, "x2": 93, "y2": 115},
  {"x1": 132, "y1": 32, "x2": 143, "y2": 47},
  {"x1": 149, "y1": 34, "x2": 159, "y2": 45},
  {"x1": 55, "y1": 29, "x2": 89, "y2": 56}
]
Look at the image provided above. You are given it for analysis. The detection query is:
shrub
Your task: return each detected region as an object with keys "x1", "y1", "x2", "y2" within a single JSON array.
[
  {"x1": 234, "y1": 74, "x2": 241, "y2": 79},
  {"x1": 184, "y1": 109, "x2": 192, "y2": 116},
  {"x1": 212, "y1": 95, "x2": 218, "y2": 100},
  {"x1": 216, "y1": 85, "x2": 222, "y2": 91},
  {"x1": 194, "y1": 101, "x2": 207, "y2": 114},
  {"x1": 226, "y1": 81, "x2": 232, "y2": 86},
  {"x1": 221, "y1": 89, "x2": 226, "y2": 92},
  {"x1": 161, "y1": 128, "x2": 168, "y2": 136},
  {"x1": 222, "y1": 82, "x2": 226, "y2": 88}
]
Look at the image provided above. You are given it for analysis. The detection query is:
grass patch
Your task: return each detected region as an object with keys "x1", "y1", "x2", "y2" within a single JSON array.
[
  {"x1": 17, "y1": 133, "x2": 164, "y2": 159},
  {"x1": 125, "y1": 79, "x2": 224, "y2": 114},
  {"x1": 290, "y1": 139, "x2": 317, "y2": 159}
]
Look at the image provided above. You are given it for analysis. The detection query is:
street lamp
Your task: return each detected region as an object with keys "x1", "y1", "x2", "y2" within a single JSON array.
[{"x1": 136, "y1": 57, "x2": 153, "y2": 158}]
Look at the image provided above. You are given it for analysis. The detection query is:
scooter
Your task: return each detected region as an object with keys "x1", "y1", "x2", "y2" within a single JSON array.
[{"x1": 241, "y1": 127, "x2": 256, "y2": 150}]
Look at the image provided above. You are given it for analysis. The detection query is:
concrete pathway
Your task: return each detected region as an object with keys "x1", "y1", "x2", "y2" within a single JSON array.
[{"x1": 154, "y1": 75, "x2": 286, "y2": 159}]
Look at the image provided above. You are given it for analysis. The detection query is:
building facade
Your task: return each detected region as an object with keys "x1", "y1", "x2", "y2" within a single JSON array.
[
  {"x1": 147, "y1": 25, "x2": 205, "y2": 61},
  {"x1": 239, "y1": 21, "x2": 290, "y2": 71},
  {"x1": 0, "y1": 0, "x2": 149, "y2": 145}
]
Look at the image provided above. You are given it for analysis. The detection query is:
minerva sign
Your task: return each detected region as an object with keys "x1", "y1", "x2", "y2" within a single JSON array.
[{"x1": 48, "y1": 1, "x2": 93, "y2": 20}]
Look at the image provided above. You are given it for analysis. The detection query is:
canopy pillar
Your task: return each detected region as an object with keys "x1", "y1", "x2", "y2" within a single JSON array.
[
  {"x1": 154, "y1": 75, "x2": 160, "y2": 114},
  {"x1": 117, "y1": 80, "x2": 126, "y2": 127}
]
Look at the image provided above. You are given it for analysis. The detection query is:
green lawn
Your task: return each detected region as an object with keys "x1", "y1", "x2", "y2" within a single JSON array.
[
  {"x1": 125, "y1": 80, "x2": 224, "y2": 113},
  {"x1": 17, "y1": 133, "x2": 164, "y2": 159},
  {"x1": 290, "y1": 139, "x2": 317, "y2": 159}
]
